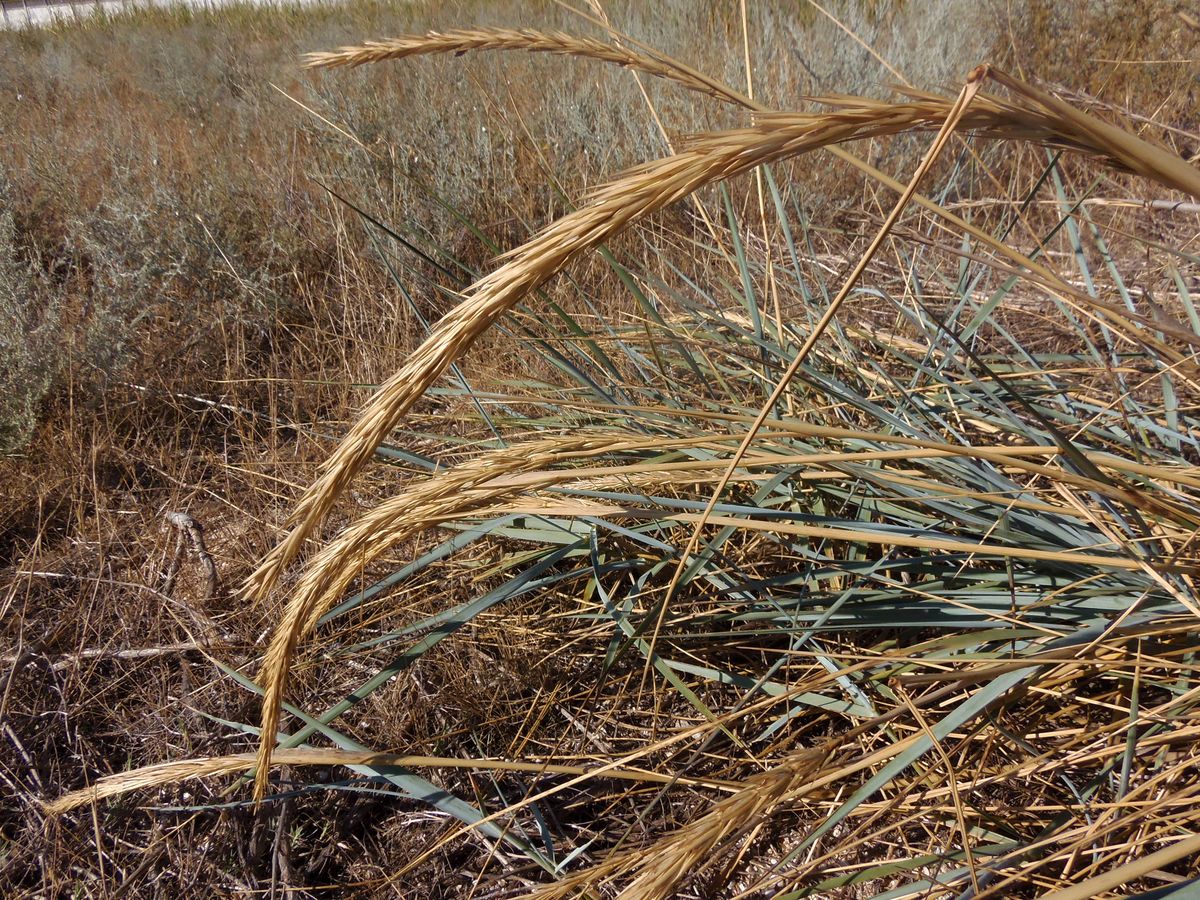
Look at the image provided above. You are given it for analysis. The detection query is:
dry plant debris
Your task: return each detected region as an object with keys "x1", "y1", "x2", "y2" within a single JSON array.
[{"x1": 19, "y1": 16, "x2": 1200, "y2": 900}]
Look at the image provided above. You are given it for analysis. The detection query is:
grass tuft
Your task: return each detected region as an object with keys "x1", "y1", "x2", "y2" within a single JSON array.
[{"x1": 13, "y1": 6, "x2": 1200, "y2": 898}]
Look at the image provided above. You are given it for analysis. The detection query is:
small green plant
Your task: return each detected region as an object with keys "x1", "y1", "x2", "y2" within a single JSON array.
[{"x1": 0, "y1": 170, "x2": 60, "y2": 453}]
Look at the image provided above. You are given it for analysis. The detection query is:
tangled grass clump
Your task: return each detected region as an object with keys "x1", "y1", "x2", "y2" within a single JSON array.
[{"x1": 48, "y1": 23, "x2": 1200, "y2": 899}]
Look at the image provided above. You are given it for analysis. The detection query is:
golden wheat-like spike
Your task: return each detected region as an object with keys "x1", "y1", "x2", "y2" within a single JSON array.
[
  {"x1": 987, "y1": 68, "x2": 1200, "y2": 198},
  {"x1": 303, "y1": 26, "x2": 750, "y2": 108},
  {"x1": 47, "y1": 748, "x2": 736, "y2": 816},
  {"x1": 251, "y1": 423, "x2": 1200, "y2": 798},
  {"x1": 253, "y1": 434, "x2": 652, "y2": 798},
  {"x1": 240, "y1": 105, "x2": 899, "y2": 611},
  {"x1": 522, "y1": 749, "x2": 828, "y2": 900}
]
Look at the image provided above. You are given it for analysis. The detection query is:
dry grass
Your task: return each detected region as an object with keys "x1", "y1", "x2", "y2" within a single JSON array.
[
  {"x1": 250, "y1": 29, "x2": 1200, "y2": 898},
  {"x1": 6, "y1": 2, "x2": 1200, "y2": 898},
  {"x1": 303, "y1": 26, "x2": 747, "y2": 109},
  {"x1": 248, "y1": 32, "x2": 1200, "y2": 808},
  {"x1": 34, "y1": 19, "x2": 1200, "y2": 898},
  {"x1": 46, "y1": 747, "x2": 738, "y2": 817}
]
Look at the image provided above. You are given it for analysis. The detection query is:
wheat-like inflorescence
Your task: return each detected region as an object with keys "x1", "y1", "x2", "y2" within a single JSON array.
[
  {"x1": 251, "y1": 425, "x2": 1200, "y2": 796},
  {"x1": 303, "y1": 27, "x2": 750, "y2": 108},
  {"x1": 46, "y1": 748, "x2": 736, "y2": 817},
  {"x1": 303, "y1": 28, "x2": 1200, "y2": 198},
  {"x1": 523, "y1": 748, "x2": 829, "y2": 900},
  {"x1": 253, "y1": 434, "x2": 686, "y2": 798}
]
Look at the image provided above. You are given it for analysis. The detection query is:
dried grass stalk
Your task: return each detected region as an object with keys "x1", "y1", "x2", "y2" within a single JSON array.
[
  {"x1": 304, "y1": 27, "x2": 748, "y2": 108},
  {"x1": 524, "y1": 749, "x2": 829, "y2": 900},
  {"x1": 252, "y1": 434, "x2": 680, "y2": 798},
  {"x1": 47, "y1": 748, "x2": 735, "y2": 816}
]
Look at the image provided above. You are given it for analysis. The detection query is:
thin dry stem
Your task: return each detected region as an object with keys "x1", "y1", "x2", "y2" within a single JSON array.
[
  {"x1": 303, "y1": 27, "x2": 749, "y2": 108},
  {"x1": 47, "y1": 748, "x2": 737, "y2": 817}
]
